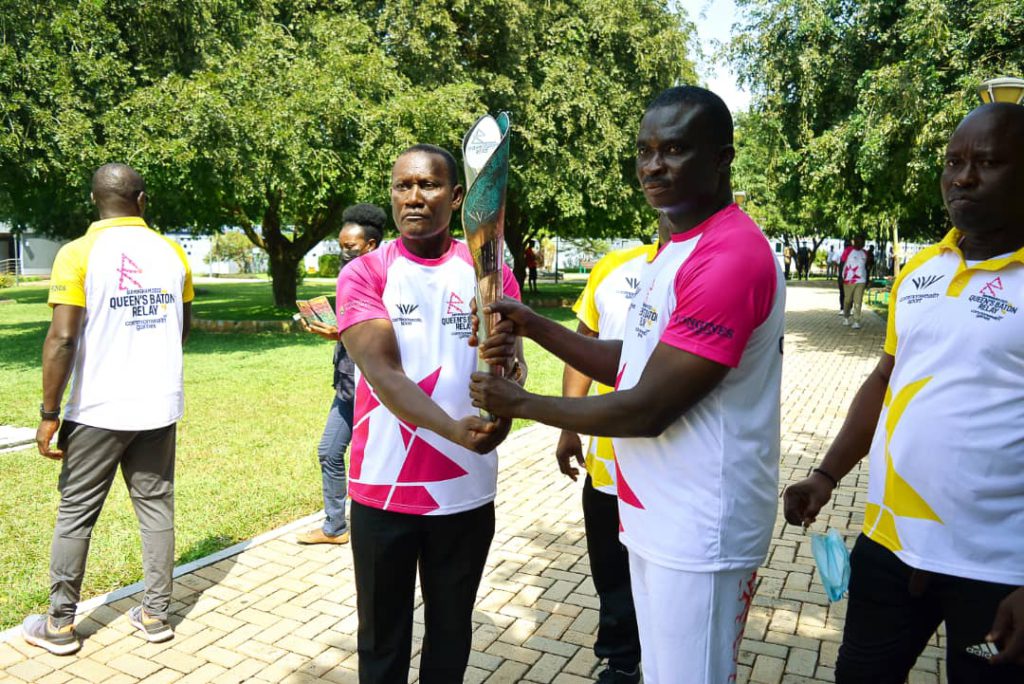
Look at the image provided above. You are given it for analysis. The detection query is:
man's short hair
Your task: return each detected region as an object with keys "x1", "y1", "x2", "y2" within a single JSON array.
[
  {"x1": 645, "y1": 86, "x2": 733, "y2": 147},
  {"x1": 91, "y1": 163, "x2": 145, "y2": 204},
  {"x1": 341, "y1": 203, "x2": 387, "y2": 243},
  {"x1": 398, "y1": 144, "x2": 460, "y2": 186}
]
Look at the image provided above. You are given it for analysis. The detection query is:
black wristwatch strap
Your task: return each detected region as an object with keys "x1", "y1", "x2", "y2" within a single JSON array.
[{"x1": 39, "y1": 404, "x2": 61, "y2": 421}]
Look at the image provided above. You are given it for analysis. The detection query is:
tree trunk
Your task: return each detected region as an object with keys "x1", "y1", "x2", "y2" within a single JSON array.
[
  {"x1": 504, "y1": 201, "x2": 527, "y2": 289},
  {"x1": 269, "y1": 251, "x2": 301, "y2": 307}
]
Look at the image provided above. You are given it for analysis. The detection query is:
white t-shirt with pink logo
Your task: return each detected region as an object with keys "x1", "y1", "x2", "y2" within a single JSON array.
[
  {"x1": 613, "y1": 204, "x2": 786, "y2": 571},
  {"x1": 843, "y1": 249, "x2": 868, "y2": 285},
  {"x1": 336, "y1": 238, "x2": 520, "y2": 516}
]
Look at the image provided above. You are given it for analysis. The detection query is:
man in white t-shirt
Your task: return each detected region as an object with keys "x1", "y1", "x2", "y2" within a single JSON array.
[
  {"x1": 784, "y1": 103, "x2": 1024, "y2": 681},
  {"x1": 470, "y1": 86, "x2": 785, "y2": 683},
  {"x1": 842, "y1": 236, "x2": 869, "y2": 329},
  {"x1": 557, "y1": 227, "x2": 667, "y2": 683},
  {"x1": 336, "y1": 144, "x2": 525, "y2": 682},
  {"x1": 23, "y1": 164, "x2": 193, "y2": 655}
]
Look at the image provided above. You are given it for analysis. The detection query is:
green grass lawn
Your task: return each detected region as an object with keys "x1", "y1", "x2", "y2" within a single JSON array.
[
  {"x1": 190, "y1": 278, "x2": 585, "y2": 321},
  {"x1": 0, "y1": 282, "x2": 578, "y2": 629}
]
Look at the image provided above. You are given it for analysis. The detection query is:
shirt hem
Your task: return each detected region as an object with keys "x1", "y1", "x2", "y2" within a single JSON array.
[
  {"x1": 892, "y1": 549, "x2": 1024, "y2": 587},
  {"x1": 659, "y1": 335, "x2": 741, "y2": 368},
  {"x1": 350, "y1": 490, "x2": 497, "y2": 517},
  {"x1": 620, "y1": 533, "x2": 767, "y2": 572},
  {"x1": 63, "y1": 412, "x2": 181, "y2": 432}
]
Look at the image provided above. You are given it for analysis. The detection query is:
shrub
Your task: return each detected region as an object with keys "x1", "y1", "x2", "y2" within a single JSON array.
[{"x1": 318, "y1": 253, "x2": 340, "y2": 278}]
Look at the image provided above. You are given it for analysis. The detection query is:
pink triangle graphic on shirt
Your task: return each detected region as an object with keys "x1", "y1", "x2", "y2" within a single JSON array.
[
  {"x1": 349, "y1": 419, "x2": 369, "y2": 480},
  {"x1": 614, "y1": 364, "x2": 627, "y2": 391},
  {"x1": 348, "y1": 481, "x2": 392, "y2": 505},
  {"x1": 354, "y1": 377, "x2": 380, "y2": 423},
  {"x1": 397, "y1": 436, "x2": 468, "y2": 483},
  {"x1": 615, "y1": 460, "x2": 645, "y2": 510},
  {"x1": 385, "y1": 485, "x2": 440, "y2": 513},
  {"x1": 396, "y1": 368, "x2": 443, "y2": 433},
  {"x1": 399, "y1": 425, "x2": 414, "y2": 449}
]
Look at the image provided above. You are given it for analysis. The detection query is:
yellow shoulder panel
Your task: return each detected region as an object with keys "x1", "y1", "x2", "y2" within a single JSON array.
[
  {"x1": 884, "y1": 244, "x2": 943, "y2": 356},
  {"x1": 162, "y1": 235, "x2": 195, "y2": 303},
  {"x1": 573, "y1": 244, "x2": 653, "y2": 332},
  {"x1": 48, "y1": 233, "x2": 100, "y2": 308}
]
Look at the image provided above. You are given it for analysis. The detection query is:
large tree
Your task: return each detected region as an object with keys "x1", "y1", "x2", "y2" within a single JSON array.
[
  {"x1": 730, "y1": 0, "x2": 1024, "y2": 247},
  {"x1": 105, "y1": 10, "x2": 481, "y2": 305},
  {"x1": 357, "y1": 0, "x2": 697, "y2": 283}
]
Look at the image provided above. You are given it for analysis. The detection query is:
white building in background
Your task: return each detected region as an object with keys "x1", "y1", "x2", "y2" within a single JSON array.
[{"x1": 0, "y1": 225, "x2": 68, "y2": 276}]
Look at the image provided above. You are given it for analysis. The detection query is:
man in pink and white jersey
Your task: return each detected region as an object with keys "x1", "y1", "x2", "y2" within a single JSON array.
[
  {"x1": 336, "y1": 144, "x2": 524, "y2": 683},
  {"x1": 470, "y1": 87, "x2": 785, "y2": 683}
]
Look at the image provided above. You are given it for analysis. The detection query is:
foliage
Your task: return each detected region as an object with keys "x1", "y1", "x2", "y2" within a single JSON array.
[
  {"x1": 729, "y1": 0, "x2": 1024, "y2": 245},
  {"x1": 318, "y1": 253, "x2": 340, "y2": 278},
  {"x1": 0, "y1": 0, "x2": 696, "y2": 302},
  {"x1": 357, "y1": 0, "x2": 698, "y2": 282},
  {"x1": 0, "y1": 272, "x2": 11, "y2": 288},
  {"x1": 205, "y1": 231, "x2": 257, "y2": 272}
]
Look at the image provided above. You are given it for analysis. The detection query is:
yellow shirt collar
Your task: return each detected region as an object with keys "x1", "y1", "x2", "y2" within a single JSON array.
[
  {"x1": 937, "y1": 228, "x2": 1024, "y2": 265},
  {"x1": 87, "y1": 216, "x2": 150, "y2": 233}
]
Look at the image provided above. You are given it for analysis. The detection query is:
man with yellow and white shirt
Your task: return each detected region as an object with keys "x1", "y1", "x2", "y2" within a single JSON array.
[
  {"x1": 557, "y1": 229, "x2": 667, "y2": 683},
  {"x1": 23, "y1": 164, "x2": 193, "y2": 656},
  {"x1": 784, "y1": 103, "x2": 1024, "y2": 681}
]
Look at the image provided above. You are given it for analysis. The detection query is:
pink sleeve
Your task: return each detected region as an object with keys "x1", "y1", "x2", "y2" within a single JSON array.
[
  {"x1": 660, "y1": 248, "x2": 777, "y2": 368},
  {"x1": 502, "y1": 264, "x2": 522, "y2": 301},
  {"x1": 336, "y1": 254, "x2": 389, "y2": 333}
]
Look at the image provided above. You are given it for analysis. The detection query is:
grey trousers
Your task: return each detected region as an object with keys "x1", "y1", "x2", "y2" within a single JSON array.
[{"x1": 49, "y1": 421, "x2": 176, "y2": 627}]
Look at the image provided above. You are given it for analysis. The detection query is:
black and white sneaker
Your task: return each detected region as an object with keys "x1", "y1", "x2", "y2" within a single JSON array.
[
  {"x1": 128, "y1": 606, "x2": 174, "y2": 643},
  {"x1": 596, "y1": 661, "x2": 642, "y2": 683},
  {"x1": 21, "y1": 614, "x2": 80, "y2": 655}
]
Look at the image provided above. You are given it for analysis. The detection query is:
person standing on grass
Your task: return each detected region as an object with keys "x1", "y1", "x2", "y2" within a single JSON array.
[
  {"x1": 23, "y1": 163, "x2": 192, "y2": 655},
  {"x1": 842, "y1": 236, "x2": 868, "y2": 329},
  {"x1": 554, "y1": 219, "x2": 670, "y2": 684},
  {"x1": 783, "y1": 102, "x2": 1024, "y2": 682},
  {"x1": 525, "y1": 239, "x2": 540, "y2": 293},
  {"x1": 295, "y1": 203, "x2": 385, "y2": 546},
  {"x1": 336, "y1": 144, "x2": 526, "y2": 682},
  {"x1": 470, "y1": 86, "x2": 785, "y2": 684}
]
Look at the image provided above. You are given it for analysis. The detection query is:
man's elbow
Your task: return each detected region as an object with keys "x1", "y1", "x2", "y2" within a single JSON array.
[
  {"x1": 46, "y1": 333, "x2": 79, "y2": 355},
  {"x1": 624, "y1": 405, "x2": 678, "y2": 438}
]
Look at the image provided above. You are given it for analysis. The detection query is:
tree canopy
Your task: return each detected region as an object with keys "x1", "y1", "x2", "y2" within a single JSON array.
[
  {"x1": 0, "y1": 0, "x2": 696, "y2": 304},
  {"x1": 729, "y1": 0, "x2": 1024, "y2": 247}
]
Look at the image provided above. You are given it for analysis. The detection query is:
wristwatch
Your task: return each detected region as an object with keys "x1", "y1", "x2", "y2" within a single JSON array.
[{"x1": 39, "y1": 404, "x2": 61, "y2": 421}]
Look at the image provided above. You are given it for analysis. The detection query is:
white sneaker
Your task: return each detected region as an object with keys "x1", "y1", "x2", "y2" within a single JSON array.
[
  {"x1": 852, "y1": 322, "x2": 862, "y2": 330},
  {"x1": 842, "y1": 318, "x2": 850, "y2": 326}
]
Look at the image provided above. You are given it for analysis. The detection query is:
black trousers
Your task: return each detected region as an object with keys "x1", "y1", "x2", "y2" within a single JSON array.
[
  {"x1": 838, "y1": 272, "x2": 845, "y2": 310},
  {"x1": 837, "y1": 534, "x2": 1023, "y2": 683},
  {"x1": 350, "y1": 500, "x2": 495, "y2": 684},
  {"x1": 582, "y1": 476, "x2": 641, "y2": 670}
]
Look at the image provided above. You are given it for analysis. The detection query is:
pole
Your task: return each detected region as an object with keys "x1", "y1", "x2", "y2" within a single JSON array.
[
  {"x1": 554, "y1": 236, "x2": 559, "y2": 283},
  {"x1": 892, "y1": 220, "x2": 901, "y2": 281}
]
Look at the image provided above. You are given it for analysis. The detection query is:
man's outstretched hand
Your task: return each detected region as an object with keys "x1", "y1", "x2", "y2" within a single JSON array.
[
  {"x1": 470, "y1": 372, "x2": 529, "y2": 419},
  {"x1": 449, "y1": 415, "x2": 501, "y2": 454},
  {"x1": 782, "y1": 474, "x2": 835, "y2": 527}
]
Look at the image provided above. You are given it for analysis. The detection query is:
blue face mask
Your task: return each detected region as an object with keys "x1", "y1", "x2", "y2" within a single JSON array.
[{"x1": 811, "y1": 529, "x2": 851, "y2": 602}]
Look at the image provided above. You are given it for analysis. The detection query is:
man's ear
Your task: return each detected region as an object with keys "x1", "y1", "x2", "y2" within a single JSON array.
[
  {"x1": 718, "y1": 145, "x2": 736, "y2": 173},
  {"x1": 451, "y1": 184, "x2": 465, "y2": 211},
  {"x1": 137, "y1": 191, "x2": 147, "y2": 215},
  {"x1": 366, "y1": 238, "x2": 378, "y2": 252},
  {"x1": 89, "y1": 192, "x2": 96, "y2": 205}
]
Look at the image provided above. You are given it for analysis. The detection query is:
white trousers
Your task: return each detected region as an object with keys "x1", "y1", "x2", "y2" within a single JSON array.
[{"x1": 628, "y1": 553, "x2": 757, "y2": 684}]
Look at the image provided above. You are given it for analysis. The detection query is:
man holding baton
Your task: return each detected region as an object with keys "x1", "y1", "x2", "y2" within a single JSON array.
[
  {"x1": 469, "y1": 86, "x2": 785, "y2": 683},
  {"x1": 336, "y1": 144, "x2": 525, "y2": 682}
]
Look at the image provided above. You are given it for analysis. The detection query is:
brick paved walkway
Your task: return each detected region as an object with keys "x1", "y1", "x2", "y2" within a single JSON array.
[{"x1": 0, "y1": 283, "x2": 947, "y2": 684}]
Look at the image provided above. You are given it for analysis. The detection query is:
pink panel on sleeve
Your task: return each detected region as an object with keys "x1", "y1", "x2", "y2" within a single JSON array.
[
  {"x1": 660, "y1": 213, "x2": 778, "y2": 368},
  {"x1": 336, "y1": 244, "x2": 394, "y2": 333}
]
